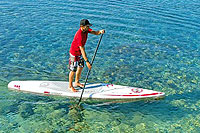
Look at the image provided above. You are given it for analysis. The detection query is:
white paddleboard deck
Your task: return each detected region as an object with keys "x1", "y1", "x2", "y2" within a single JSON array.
[{"x1": 8, "y1": 81, "x2": 165, "y2": 100}]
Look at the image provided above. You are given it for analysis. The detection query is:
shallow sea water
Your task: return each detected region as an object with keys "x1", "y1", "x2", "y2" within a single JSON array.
[{"x1": 0, "y1": 0, "x2": 200, "y2": 132}]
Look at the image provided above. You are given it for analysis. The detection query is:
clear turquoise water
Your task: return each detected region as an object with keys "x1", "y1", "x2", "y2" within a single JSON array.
[{"x1": 1, "y1": 0, "x2": 200, "y2": 132}]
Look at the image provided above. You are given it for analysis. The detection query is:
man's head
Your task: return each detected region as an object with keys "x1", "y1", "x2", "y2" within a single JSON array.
[{"x1": 80, "y1": 19, "x2": 92, "y2": 32}]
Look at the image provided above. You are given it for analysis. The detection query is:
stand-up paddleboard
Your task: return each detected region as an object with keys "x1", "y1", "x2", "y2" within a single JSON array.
[{"x1": 8, "y1": 81, "x2": 165, "y2": 102}]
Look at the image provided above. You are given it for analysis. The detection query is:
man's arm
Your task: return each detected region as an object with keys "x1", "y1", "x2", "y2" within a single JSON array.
[
  {"x1": 79, "y1": 46, "x2": 88, "y2": 61},
  {"x1": 79, "y1": 46, "x2": 92, "y2": 70},
  {"x1": 89, "y1": 30, "x2": 105, "y2": 35}
]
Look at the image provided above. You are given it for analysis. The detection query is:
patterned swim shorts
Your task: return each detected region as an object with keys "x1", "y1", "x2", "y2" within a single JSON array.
[{"x1": 68, "y1": 54, "x2": 84, "y2": 72}]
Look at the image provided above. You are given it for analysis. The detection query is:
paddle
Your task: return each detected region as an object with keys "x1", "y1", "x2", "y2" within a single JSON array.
[{"x1": 78, "y1": 34, "x2": 104, "y2": 105}]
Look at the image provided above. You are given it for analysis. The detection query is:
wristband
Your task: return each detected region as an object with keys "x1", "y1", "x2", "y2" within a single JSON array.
[{"x1": 85, "y1": 60, "x2": 89, "y2": 63}]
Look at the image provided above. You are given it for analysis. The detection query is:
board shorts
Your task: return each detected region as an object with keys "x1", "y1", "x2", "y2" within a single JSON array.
[{"x1": 68, "y1": 53, "x2": 84, "y2": 72}]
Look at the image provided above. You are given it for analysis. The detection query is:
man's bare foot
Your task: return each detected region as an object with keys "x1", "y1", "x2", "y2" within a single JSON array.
[
  {"x1": 75, "y1": 82, "x2": 84, "y2": 88},
  {"x1": 68, "y1": 87, "x2": 78, "y2": 92}
]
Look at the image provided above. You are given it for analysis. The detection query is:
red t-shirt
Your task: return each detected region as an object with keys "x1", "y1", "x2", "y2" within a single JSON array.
[{"x1": 70, "y1": 28, "x2": 93, "y2": 56}]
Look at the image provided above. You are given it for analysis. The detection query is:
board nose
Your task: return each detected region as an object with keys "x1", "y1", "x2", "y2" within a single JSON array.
[
  {"x1": 8, "y1": 81, "x2": 20, "y2": 90},
  {"x1": 8, "y1": 81, "x2": 13, "y2": 89}
]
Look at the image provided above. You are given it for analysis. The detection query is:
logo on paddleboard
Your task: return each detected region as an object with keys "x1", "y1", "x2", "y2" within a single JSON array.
[
  {"x1": 107, "y1": 84, "x2": 113, "y2": 87},
  {"x1": 14, "y1": 85, "x2": 20, "y2": 90},
  {"x1": 40, "y1": 82, "x2": 50, "y2": 87},
  {"x1": 131, "y1": 88, "x2": 143, "y2": 93}
]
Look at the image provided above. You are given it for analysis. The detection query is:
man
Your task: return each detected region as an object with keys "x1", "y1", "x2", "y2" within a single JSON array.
[{"x1": 68, "y1": 19, "x2": 105, "y2": 92}]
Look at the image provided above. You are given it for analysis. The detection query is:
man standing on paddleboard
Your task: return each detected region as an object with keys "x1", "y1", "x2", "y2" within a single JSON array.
[{"x1": 68, "y1": 19, "x2": 105, "y2": 92}]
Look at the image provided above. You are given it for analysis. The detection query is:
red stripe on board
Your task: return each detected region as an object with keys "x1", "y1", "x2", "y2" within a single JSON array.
[
  {"x1": 44, "y1": 91, "x2": 50, "y2": 94},
  {"x1": 107, "y1": 93, "x2": 162, "y2": 97}
]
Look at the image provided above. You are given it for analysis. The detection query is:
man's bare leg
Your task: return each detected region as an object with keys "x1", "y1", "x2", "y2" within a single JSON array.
[
  {"x1": 75, "y1": 67, "x2": 84, "y2": 88},
  {"x1": 68, "y1": 71, "x2": 78, "y2": 92}
]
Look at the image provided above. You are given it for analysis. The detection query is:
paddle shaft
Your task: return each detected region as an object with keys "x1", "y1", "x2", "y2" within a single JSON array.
[{"x1": 78, "y1": 34, "x2": 103, "y2": 104}]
